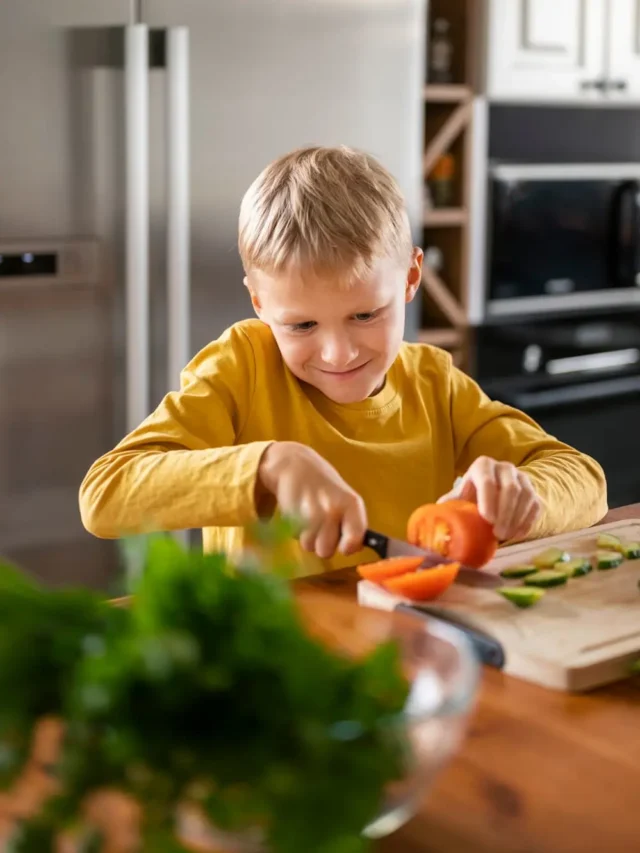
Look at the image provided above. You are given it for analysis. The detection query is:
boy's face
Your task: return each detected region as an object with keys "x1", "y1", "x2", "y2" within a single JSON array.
[{"x1": 246, "y1": 249, "x2": 423, "y2": 404}]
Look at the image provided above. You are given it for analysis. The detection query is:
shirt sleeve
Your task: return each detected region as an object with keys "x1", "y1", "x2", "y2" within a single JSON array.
[
  {"x1": 79, "y1": 325, "x2": 273, "y2": 538},
  {"x1": 447, "y1": 357, "x2": 608, "y2": 539}
]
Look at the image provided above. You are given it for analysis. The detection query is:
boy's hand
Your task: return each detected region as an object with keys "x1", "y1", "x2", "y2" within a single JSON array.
[
  {"x1": 257, "y1": 442, "x2": 367, "y2": 558},
  {"x1": 437, "y1": 457, "x2": 542, "y2": 542}
]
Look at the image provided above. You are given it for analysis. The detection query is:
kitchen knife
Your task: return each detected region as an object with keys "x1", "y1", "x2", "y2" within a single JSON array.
[
  {"x1": 361, "y1": 529, "x2": 505, "y2": 668},
  {"x1": 363, "y1": 528, "x2": 502, "y2": 590},
  {"x1": 396, "y1": 602, "x2": 505, "y2": 669}
]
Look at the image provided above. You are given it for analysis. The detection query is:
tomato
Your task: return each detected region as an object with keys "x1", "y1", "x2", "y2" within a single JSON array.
[
  {"x1": 407, "y1": 500, "x2": 497, "y2": 569},
  {"x1": 383, "y1": 562, "x2": 460, "y2": 601},
  {"x1": 357, "y1": 556, "x2": 425, "y2": 583}
]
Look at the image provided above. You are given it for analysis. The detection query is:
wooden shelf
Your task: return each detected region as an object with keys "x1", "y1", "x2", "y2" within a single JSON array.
[
  {"x1": 424, "y1": 207, "x2": 467, "y2": 227},
  {"x1": 421, "y1": 0, "x2": 478, "y2": 373},
  {"x1": 423, "y1": 99, "x2": 472, "y2": 178},
  {"x1": 417, "y1": 328, "x2": 462, "y2": 348},
  {"x1": 423, "y1": 84, "x2": 472, "y2": 103}
]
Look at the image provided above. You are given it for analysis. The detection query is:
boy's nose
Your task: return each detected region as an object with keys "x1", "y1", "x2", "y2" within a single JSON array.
[{"x1": 320, "y1": 335, "x2": 358, "y2": 367}]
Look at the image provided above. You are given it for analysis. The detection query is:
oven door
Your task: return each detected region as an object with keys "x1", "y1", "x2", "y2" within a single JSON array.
[
  {"x1": 496, "y1": 375, "x2": 640, "y2": 509},
  {"x1": 487, "y1": 163, "x2": 640, "y2": 319}
]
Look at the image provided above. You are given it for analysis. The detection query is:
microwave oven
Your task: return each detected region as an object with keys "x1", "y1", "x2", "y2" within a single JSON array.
[{"x1": 486, "y1": 163, "x2": 640, "y2": 319}]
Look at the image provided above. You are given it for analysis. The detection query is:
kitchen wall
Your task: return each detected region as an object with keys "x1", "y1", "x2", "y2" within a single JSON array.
[{"x1": 489, "y1": 106, "x2": 640, "y2": 162}]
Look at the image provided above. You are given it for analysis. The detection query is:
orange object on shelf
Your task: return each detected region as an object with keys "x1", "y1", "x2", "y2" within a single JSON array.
[{"x1": 429, "y1": 153, "x2": 455, "y2": 181}]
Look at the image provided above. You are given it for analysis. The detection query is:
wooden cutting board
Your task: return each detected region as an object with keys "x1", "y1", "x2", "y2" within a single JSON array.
[{"x1": 357, "y1": 519, "x2": 640, "y2": 692}]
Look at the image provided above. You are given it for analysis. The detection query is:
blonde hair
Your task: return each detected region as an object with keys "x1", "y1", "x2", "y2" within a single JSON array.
[{"x1": 238, "y1": 145, "x2": 413, "y2": 282}]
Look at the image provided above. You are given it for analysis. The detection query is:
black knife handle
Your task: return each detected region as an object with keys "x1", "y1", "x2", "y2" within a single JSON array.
[
  {"x1": 363, "y1": 529, "x2": 389, "y2": 559},
  {"x1": 396, "y1": 604, "x2": 505, "y2": 670}
]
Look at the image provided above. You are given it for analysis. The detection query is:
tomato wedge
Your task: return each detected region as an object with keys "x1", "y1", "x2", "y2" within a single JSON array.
[
  {"x1": 407, "y1": 499, "x2": 497, "y2": 569},
  {"x1": 357, "y1": 555, "x2": 425, "y2": 583},
  {"x1": 383, "y1": 562, "x2": 460, "y2": 601}
]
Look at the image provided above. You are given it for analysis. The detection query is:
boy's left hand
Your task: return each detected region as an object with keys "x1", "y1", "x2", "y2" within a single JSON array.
[{"x1": 437, "y1": 457, "x2": 542, "y2": 542}]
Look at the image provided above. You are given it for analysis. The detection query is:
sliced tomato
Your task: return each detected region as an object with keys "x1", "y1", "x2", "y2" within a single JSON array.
[
  {"x1": 383, "y1": 562, "x2": 460, "y2": 601},
  {"x1": 357, "y1": 555, "x2": 425, "y2": 583},
  {"x1": 407, "y1": 500, "x2": 497, "y2": 569}
]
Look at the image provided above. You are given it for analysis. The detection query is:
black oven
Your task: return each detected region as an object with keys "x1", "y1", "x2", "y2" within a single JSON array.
[
  {"x1": 473, "y1": 313, "x2": 640, "y2": 509},
  {"x1": 486, "y1": 163, "x2": 640, "y2": 320}
]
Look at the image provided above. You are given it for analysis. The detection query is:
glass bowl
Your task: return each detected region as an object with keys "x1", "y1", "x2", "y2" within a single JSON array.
[
  {"x1": 176, "y1": 591, "x2": 480, "y2": 851},
  {"x1": 0, "y1": 593, "x2": 479, "y2": 853}
]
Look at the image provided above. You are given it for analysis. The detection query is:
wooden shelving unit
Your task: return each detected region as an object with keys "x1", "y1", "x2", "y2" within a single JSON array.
[
  {"x1": 420, "y1": 0, "x2": 479, "y2": 371},
  {"x1": 424, "y1": 207, "x2": 467, "y2": 227},
  {"x1": 423, "y1": 84, "x2": 472, "y2": 103}
]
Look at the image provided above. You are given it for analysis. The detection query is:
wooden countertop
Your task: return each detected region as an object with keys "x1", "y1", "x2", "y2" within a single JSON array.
[
  {"x1": 2, "y1": 506, "x2": 639, "y2": 851},
  {"x1": 296, "y1": 503, "x2": 640, "y2": 853}
]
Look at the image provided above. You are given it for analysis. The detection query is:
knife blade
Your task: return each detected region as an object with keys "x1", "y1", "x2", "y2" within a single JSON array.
[
  {"x1": 363, "y1": 528, "x2": 502, "y2": 590},
  {"x1": 395, "y1": 602, "x2": 505, "y2": 669}
]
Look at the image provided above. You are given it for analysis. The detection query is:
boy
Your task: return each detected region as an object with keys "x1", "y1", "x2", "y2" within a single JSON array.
[{"x1": 79, "y1": 146, "x2": 607, "y2": 575}]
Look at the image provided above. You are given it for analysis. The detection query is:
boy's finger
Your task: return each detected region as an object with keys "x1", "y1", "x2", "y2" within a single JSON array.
[
  {"x1": 494, "y1": 465, "x2": 520, "y2": 539},
  {"x1": 315, "y1": 516, "x2": 341, "y2": 559},
  {"x1": 458, "y1": 477, "x2": 477, "y2": 502},
  {"x1": 509, "y1": 500, "x2": 541, "y2": 543},
  {"x1": 470, "y1": 458, "x2": 498, "y2": 524},
  {"x1": 437, "y1": 476, "x2": 474, "y2": 504},
  {"x1": 299, "y1": 516, "x2": 322, "y2": 553},
  {"x1": 339, "y1": 496, "x2": 367, "y2": 555}
]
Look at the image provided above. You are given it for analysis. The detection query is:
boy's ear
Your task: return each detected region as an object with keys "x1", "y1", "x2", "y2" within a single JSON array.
[
  {"x1": 244, "y1": 276, "x2": 263, "y2": 317},
  {"x1": 405, "y1": 247, "x2": 423, "y2": 303}
]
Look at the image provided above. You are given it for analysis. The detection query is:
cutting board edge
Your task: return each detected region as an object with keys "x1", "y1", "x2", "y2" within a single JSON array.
[
  {"x1": 502, "y1": 644, "x2": 640, "y2": 692},
  {"x1": 357, "y1": 579, "x2": 640, "y2": 692}
]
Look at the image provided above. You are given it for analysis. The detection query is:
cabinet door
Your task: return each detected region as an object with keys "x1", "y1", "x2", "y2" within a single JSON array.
[
  {"x1": 607, "y1": 0, "x2": 640, "y2": 101},
  {"x1": 486, "y1": 0, "x2": 607, "y2": 102}
]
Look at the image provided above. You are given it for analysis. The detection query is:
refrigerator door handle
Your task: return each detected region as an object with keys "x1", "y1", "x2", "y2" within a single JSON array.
[
  {"x1": 125, "y1": 24, "x2": 150, "y2": 433},
  {"x1": 166, "y1": 26, "x2": 191, "y2": 393}
]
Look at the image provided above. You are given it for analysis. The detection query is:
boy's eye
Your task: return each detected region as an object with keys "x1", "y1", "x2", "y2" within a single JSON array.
[
  {"x1": 353, "y1": 311, "x2": 378, "y2": 322},
  {"x1": 288, "y1": 321, "x2": 316, "y2": 332}
]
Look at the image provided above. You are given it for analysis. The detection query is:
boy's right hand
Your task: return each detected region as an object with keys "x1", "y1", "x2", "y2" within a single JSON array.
[{"x1": 257, "y1": 441, "x2": 367, "y2": 559}]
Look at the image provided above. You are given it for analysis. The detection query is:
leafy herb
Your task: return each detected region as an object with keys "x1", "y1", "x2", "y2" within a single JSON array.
[{"x1": 0, "y1": 519, "x2": 409, "y2": 853}]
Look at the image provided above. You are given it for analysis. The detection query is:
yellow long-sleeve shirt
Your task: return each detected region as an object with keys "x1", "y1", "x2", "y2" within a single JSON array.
[{"x1": 79, "y1": 318, "x2": 608, "y2": 574}]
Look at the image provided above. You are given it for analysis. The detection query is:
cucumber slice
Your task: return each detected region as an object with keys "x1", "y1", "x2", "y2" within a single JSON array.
[
  {"x1": 533, "y1": 548, "x2": 570, "y2": 568},
  {"x1": 557, "y1": 558, "x2": 592, "y2": 578},
  {"x1": 597, "y1": 532, "x2": 623, "y2": 552},
  {"x1": 497, "y1": 587, "x2": 545, "y2": 608},
  {"x1": 622, "y1": 542, "x2": 640, "y2": 560},
  {"x1": 500, "y1": 564, "x2": 538, "y2": 579},
  {"x1": 524, "y1": 569, "x2": 568, "y2": 588},
  {"x1": 596, "y1": 550, "x2": 624, "y2": 570}
]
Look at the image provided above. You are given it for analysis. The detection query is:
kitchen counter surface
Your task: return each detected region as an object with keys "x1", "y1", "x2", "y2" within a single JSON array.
[
  {"x1": 1, "y1": 506, "x2": 638, "y2": 852},
  {"x1": 297, "y1": 503, "x2": 640, "y2": 853}
]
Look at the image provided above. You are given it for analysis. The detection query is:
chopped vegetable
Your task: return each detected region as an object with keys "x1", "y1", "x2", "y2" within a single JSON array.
[
  {"x1": 497, "y1": 587, "x2": 545, "y2": 608},
  {"x1": 524, "y1": 569, "x2": 568, "y2": 588},
  {"x1": 596, "y1": 549, "x2": 624, "y2": 570},
  {"x1": 622, "y1": 542, "x2": 640, "y2": 560},
  {"x1": 557, "y1": 558, "x2": 592, "y2": 578},
  {"x1": 357, "y1": 555, "x2": 425, "y2": 583},
  {"x1": 533, "y1": 547, "x2": 570, "y2": 568},
  {"x1": 597, "y1": 532, "x2": 623, "y2": 551},
  {"x1": 407, "y1": 500, "x2": 497, "y2": 569},
  {"x1": 499, "y1": 564, "x2": 538, "y2": 579},
  {"x1": 384, "y1": 562, "x2": 460, "y2": 601}
]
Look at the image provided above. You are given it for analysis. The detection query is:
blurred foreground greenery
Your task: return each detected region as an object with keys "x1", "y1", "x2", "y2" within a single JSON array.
[{"x1": 0, "y1": 519, "x2": 410, "y2": 853}]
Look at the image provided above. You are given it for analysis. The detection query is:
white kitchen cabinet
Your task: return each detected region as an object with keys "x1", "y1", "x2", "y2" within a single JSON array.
[
  {"x1": 607, "y1": 0, "x2": 640, "y2": 99},
  {"x1": 485, "y1": 0, "x2": 640, "y2": 104}
]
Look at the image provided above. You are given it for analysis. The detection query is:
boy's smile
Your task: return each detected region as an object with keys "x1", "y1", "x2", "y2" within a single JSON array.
[{"x1": 246, "y1": 250, "x2": 423, "y2": 404}]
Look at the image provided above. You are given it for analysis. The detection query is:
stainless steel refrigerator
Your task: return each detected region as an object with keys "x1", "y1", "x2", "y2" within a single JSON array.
[{"x1": 0, "y1": 0, "x2": 426, "y2": 587}]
